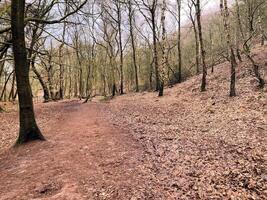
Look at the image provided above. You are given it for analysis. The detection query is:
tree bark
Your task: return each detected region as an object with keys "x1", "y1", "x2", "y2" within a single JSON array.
[
  {"x1": 31, "y1": 57, "x2": 50, "y2": 102},
  {"x1": 235, "y1": 0, "x2": 265, "y2": 88},
  {"x1": 151, "y1": 10, "x2": 160, "y2": 91},
  {"x1": 116, "y1": 2, "x2": 124, "y2": 95},
  {"x1": 221, "y1": 0, "x2": 237, "y2": 97},
  {"x1": 58, "y1": 5, "x2": 68, "y2": 100},
  {"x1": 8, "y1": 72, "x2": 16, "y2": 101},
  {"x1": 177, "y1": 0, "x2": 182, "y2": 83},
  {"x1": 159, "y1": 0, "x2": 167, "y2": 96},
  {"x1": 0, "y1": 70, "x2": 14, "y2": 101},
  {"x1": 195, "y1": 0, "x2": 207, "y2": 91},
  {"x1": 128, "y1": 0, "x2": 139, "y2": 92},
  {"x1": 11, "y1": 0, "x2": 45, "y2": 145}
]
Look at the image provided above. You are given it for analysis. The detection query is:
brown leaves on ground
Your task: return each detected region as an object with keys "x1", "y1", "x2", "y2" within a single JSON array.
[
  {"x1": 0, "y1": 45, "x2": 266, "y2": 200},
  {"x1": 105, "y1": 45, "x2": 267, "y2": 199},
  {"x1": 0, "y1": 101, "x2": 63, "y2": 153}
]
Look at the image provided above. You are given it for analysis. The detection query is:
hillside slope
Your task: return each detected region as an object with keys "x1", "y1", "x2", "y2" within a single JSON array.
[
  {"x1": 0, "y1": 45, "x2": 266, "y2": 200},
  {"x1": 106, "y1": 45, "x2": 267, "y2": 199}
]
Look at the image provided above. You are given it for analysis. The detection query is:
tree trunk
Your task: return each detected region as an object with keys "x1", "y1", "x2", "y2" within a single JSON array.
[
  {"x1": 235, "y1": 0, "x2": 265, "y2": 88},
  {"x1": 209, "y1": 29, "x2": 214, "y2": 73},
  {"x1": 192, "y1": 18, "x2": 200, "y2": 74},
  {"x1": 158, "y1": 0, "x2": 167, "y2": 96},
  {"x1": 0, "y1": 70, "x2": 14, "y2": 101},
  {"x1": 8, "y1": 72, "x2": 16, "y2": 101},
  {"x1": 152, "y1": 12, "x2": 160, "y2": 91},
  {"x1": 177, "y1": 0, "x2": 182, "y2": 83},
  {"x1": 128, "y1": 1, "x2": 139, "y2": 92},
  {"x1": 236, "y1": 48, "x2": 242, "y2": 62},
  {"x1": 58, "y1": 6, "x2": 68, "y2": 100},
  {"x1": 188, "y1": 2, "x2": 199, "y2": 74},
  {"x1": 58, "y1": 47, "x2": 65, "y2": 100},
  {"x1": 69, "y1": 66, "x2": 72, "y2": 98},
  {"x1": 117, "y1": 2, "x2": 124, "y2": 95},
  {"x1": 47, "y1": 54, "x2": 55, "y2": 100},
  {"x1": 221, "y1": 0, "x2": 237, "y2": 97},
  {"x1": 196, "y1": 0, "x2": 207, "y2": 92},
  {"x1": 11, "y1": 0, "x2": 45, "y2": 144},
  {"x1": 31, "y1": 58, "x2": 50, "y2": 102}
]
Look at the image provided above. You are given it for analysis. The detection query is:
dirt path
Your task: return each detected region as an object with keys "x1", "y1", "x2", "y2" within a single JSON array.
[{"x1": 0, "y1": 101, "x2": 148, "y2": 200}]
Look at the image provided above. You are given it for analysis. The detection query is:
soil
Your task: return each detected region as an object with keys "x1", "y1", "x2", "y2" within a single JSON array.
[{"x1": 0, "y1": 101, "x2": 149, "y2": 200}]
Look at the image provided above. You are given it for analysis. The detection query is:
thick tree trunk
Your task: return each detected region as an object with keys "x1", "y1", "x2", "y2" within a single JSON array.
[{"x1": 11, "y1": 0, "x2": 45, "y2": 144}]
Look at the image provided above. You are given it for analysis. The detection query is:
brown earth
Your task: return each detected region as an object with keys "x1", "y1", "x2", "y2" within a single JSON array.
[
  {"x1": 0, "y1": 45, "x2": 266, "y2": 200},
  {"x1": 0, "y1": 101, "x2": 150, "y2": 200},
  {"x1": 104, "y1": 45, "x2": 267, "y2": 199}
]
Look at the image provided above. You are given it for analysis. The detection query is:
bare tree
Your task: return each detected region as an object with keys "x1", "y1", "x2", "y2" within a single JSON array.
[
  {"x1": 11, "y1": 0, "x2": 45, "y2": 144},
  {"x1": 127, "y1": 0, "x2": 139, "y2": 92},
  {"x1": 220, "y1": 0, "x2": 237, "y2": 97},
  {"x1": 136, "y1": 0, "x2": 160, "y2": 91},
  {"x1": 177, "y1": 0, "x2": 182, "y2": 82},
  {"x1": 235, "y1": 0, "x2": 265, "y2": 88},
  {"x1": 194, "y1": 0, "x2": 207, "y2": 91},
  {"x1": 158, "y1": 0, "x2": 167, "y2": 96}
]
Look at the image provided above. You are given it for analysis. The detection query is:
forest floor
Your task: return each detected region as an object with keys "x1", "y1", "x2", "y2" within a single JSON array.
[{"x1": 0, "y1": 45, "x2": 266, "y2": 200}]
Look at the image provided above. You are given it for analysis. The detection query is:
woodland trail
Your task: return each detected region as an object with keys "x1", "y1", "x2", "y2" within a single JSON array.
[
  {"x1": 0, "y1": 46, "x2": 266, "y2": 200},
  {"x1": 0, "y1": 101, "x2": 148, "y2": 200}
]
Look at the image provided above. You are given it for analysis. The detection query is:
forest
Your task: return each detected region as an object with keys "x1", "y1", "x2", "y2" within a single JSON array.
[{"x1": 0, "y1": 0, "x2": 266, "y2": 199}]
